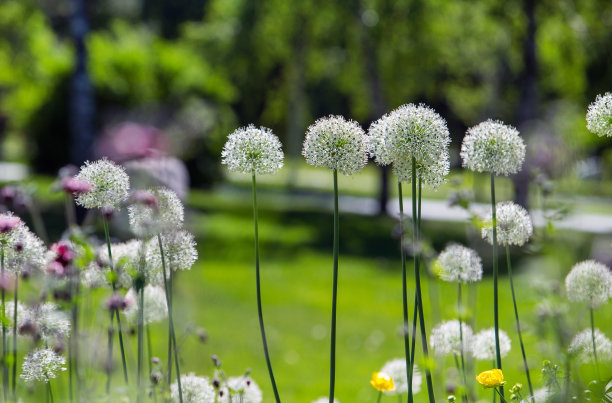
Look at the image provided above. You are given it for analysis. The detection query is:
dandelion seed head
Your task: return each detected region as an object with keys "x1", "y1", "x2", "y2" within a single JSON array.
[
  {"x1": 430, "y1": 320, "x2": 473, "y2": 356},
  {"x1": 461, "y1": 120, "x2": 526, "y2": 176},
  {"x1": 128, "y1": 187, "x2": 184, "y2": 237},
  {"x1": 171, "y1": 373, "x2": 216, "y2": 403},
  {"x1": 303, "y1": 115, "x2": 368, "y2": 175},
  {"x1": 471, "y1": 328, "x2": 512, "y2": 361},
  {"x1": 565, "y1": 260, "x2": 612, "y2": 309},
  {"x1": 222, "y1": 125, "x2": 284, "y2": 175},
  {"x1": 568, "y1": 328, "x2": 612, "y2": 363},
  {"x1": 586, "y1": 93, "x2": 612, "y2": 138},
  {"x1": 435, "y1": 244, "x2": 483, "y2": 283},
  {"x1": 379, "y1": 358, "x2": 422, "y2": 395},
  {"x1": 74, "y1": 158, "x2": 130, "y2": 210},
  {"x1": 123, "y1": 285, "x2": 168, "y2": 325},
  {"x1": 218, "y1": 376, "x2": 263, "y2": 403},
  {"x1": 481, "y1": 202, "x2": 533, "y2": 246},
  {"x1": 20, "y1": 348, "x2": 66, "y2": 383}
]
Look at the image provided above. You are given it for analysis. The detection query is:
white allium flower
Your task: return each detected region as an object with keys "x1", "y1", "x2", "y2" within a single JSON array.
[
  {"x1": 171, "y1": 373, "x2": 215, "y2": 403},
  {"x1": 434, "y1": 244, "x2": 483, "y2": 283},
  {"x1": 379, "y1": 358, "x2": 422, "y2": 395},
  {"x1": 471, "y1": 328, "x2": 512, "y2": 360},
  {"x1": 222, "y1": 125, "x2": 284, "y2": 175},
  {"x1": 568, "y1": 328, "x2": 612, "y2": 364},
  {"x1": 565, "y1": 260, "x2": 612, "y2": 309},
  {"x1": 80, "y1": 262, "x2": 109, "y2": 289},
  {"x1": 27, "y1": 302, "x2": 71, "y2": 342},
  {"x1": 20, "y1": 348, "x2": 67, "y2": 383},
  {"x1": 3, "y1": 224, "x2": 47, "y2": 274},
  {"x1": 368, "y1": 104, "x2": 451, "y2": 188},
  {"x1": 97, "y1": 240, "x2": 142, "y2": 289},
  {"x1": 586, "y1": 93, "x2": 612, "y2": 137},
  {"x1": 146, "y1": 230, "x2": 198, "y2": 285},
  {"x1": 128, "y1": 188, "x2": 184, "y2": 237},
  {"x1": 3, "y1": 301, "x2": 27, "y2": 331},
  {"x1": 302, "y1": 115, "x2": 368, "y2": 175},
  {"x1": 532, "y1": 387, "x2": 550, "y2": 403},
  {"x1": 430, "y1": 320, "x2": 473, "y2": 356},
  {"x1": 460, "y1": 120, "x2": 526, "y2": 176},
  {"x1": 74, "y1": 158, "x2": 130, "y2": 210},
  {"x1": 219, "y1": 376, "x2": 262, "y2": 403},
  {"x1": 481, "y1": 202, "x2": 533, "y2": 247},
  {"x1": 123, "y1": 285, "x2": 168, "y2": 325}
]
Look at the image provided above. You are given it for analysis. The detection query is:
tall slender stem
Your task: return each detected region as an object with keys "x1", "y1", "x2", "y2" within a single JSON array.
[
  {"x1": 106, "y1": 309, "x2": 114, "y2": 395},
  {"x1": 376, "y1": 391, "x2": 383, "y2": 403},
  {"x1": 590, "y1": 307, "x2": 600, "y2": 379},
  {"x1": 11, "y1": 276, "x2": 18, "y2": 399},
  {"x1": 408, "y1": 294, "x2": 418, "y2": 403},
  {"x1": 251, "y1": 172, "x2": 281, "y2": 403},
  {"x1": 329, "y1": 169, "x2": 340, "y2": 403},
  {"x1": 1, "y1": 246, "x2": 7, "y2": 403},
  {"x1": 458, "y1": 284, "x2": 468, "y2": 403},
  {"x1": 48, "y1": 380, "x2": 54, "y2": 403},
  {"x1": 137, "y1": 286, "x2": 145, "y2": 402},
  {"x1": 505, "y1": 245, "x2": 533, "y2": 401},
  {"x1": 147, "y1": 325, "x2": 157, "y2": 403},
  {"x1": 398, "y1": 181, "x2": 412, "y2": 403},
  {"x1": 412, "y1": 158, "x2": 435, "y2": 402},
  {"x1": 158, "y1": 235, "x2": 183, "y2": 403},
  {"x1": 490, "y1": 174, "x2": 504, "y2": 398},
  {"x1": 69, "y1": 276, "x2": 80, "y2": 403}
]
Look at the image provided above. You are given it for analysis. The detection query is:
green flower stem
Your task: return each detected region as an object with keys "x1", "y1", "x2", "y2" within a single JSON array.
[
  {"x1": 505, "y1": 245, "x2": 533, "y2": 401},
  {"x1": 251, "y1": 173, "x2": 282, "y2": 403},
  {"x1": 137, "y1": 286, "x2": 145, "y2": 402},
  {"x1": 11, "y1": 275, "x2": 18, "y2": 399},
  {"x1": 147, "y1": 325, "x2": 157, "y2": 403},
  {"x1": 494, "y1": 387, "x2": 507, "y2": 403},
  {"x1": 329, "y1": 169, "x2": 339, "y2": 403},
  {"x1": 105, "y1": 309, "x2": 114, "y2": 395},
  {"x1": 590, "y1": 307, "x2": 600, "y2": 379},
  {"x1": 490, "y1": 174, "x2": 504, "y2": 399},
  {"x1": 157, "y1": 235, "x2": 183, "y2": 403},
  {"x1": 412, "y1": 158, "x2": 435, "y2": 402},
  {"x1": 1, "y1": 246, "x2": 7, "y2": 403},
  {"x1": 408, "y1": 294, "x2": 418, "y2": 403},
  {"x1": 398, "y1": 181, "x2": 412, "y2": 403},
  {"x1": 48, "y1": 380, "x2": 54, "y2": 403},
  {"x1": 102, "y1": 216, "x2": 129, "y2": 386},
  {"x1": 458, "y1": 284, "x2": 468, "y2": 403},
  {"x1": 376, "y1": 390, "x2": 383, "y2": 403},
  {"x1": 69, "y1": 278, "x2": 80, "y2": 403},
  {"x1": 65, "y1": 195, "x2": 77, "y2": 229}
]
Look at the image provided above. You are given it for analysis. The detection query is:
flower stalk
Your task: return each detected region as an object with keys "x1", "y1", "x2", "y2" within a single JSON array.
[
  {"x1": 490, "y1": 174, "x2": 504, "y2": 399},
  {"x1": 398, "y1": 181, "x2": 412, "y2": 403},
  {"x1": 329, "y1": 168, "x2": 339, "y2": 403}
]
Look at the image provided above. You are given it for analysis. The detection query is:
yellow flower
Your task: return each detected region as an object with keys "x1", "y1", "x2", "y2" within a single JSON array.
[
  {"x1": 476, "y1": 369, "x2": 505, "y2": 388},
  {"x1": 370, "y1": 372, "x2": 394, "y2": 391}
]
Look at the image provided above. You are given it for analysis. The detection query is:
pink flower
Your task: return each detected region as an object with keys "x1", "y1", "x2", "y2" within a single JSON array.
[
  {"x1": 0, "y1": 214, "x2": 21, "y2": 234},
  {"x1": 61, "y1": 177, "x2": 92, "y2": 195},
  {"x1": 130, "y1": 190, "x2": 158, "y2": 209}
]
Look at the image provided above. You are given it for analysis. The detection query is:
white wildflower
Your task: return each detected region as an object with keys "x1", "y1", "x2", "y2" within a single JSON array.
[
  {"x1": 222, "y1": 125, "x2": 284, "y2": 175},
  {"x1": 123, "y1": 285, "x2": 168, "y2": 325},
  {"x1": 171, "y1": 373, "x2": 215, "y2": 403},
  {"x1": 379, "y1": 358, "x2": 422, "y2": 395},
  {"x1": 302, "y1": 115, "x2": 368, "y2": 175},
  {"x1": 27, "y1": 302, "x2": 71, "y2": 342},
  {"x1": 146, "y1": 230, "x2": 197, "y2": 285},
  {"x1": 481, "y1": 202, "x2": 533, "y2": 246},
  {"x1": 97, "y1": 240, "x2": 142, "y2": 289},
  {"x1": 430, "y1": 320, "x2": 473, "y2": 356},
  {"x1": 20, "y1": 348, "x2": 66, "y2": 383},
  {"x1": 3, "y1": 301, "x2": 27, "y2": 331},
  {"x1": 568, "y1": 328, "x2": 612, "y2": 364},
  {"x1": 3, "y1": 224, "x2": 47, "y2": 274},
  {"x1": 219, "y1": 376, "x2": 262, "y2": 403},
  {"x1": 471, "y1": 328, "x2": 512, "y2": 360},
  {"x1": 461, "y1": 120, "x2": 526, "y2": 176},
  {"x1": 434, "y1": 244, "x2": 483, "y2": 283},
  {"x1": 128, "y1": 188, "x2": 184, "y2": 237},
  {"x1": 586, "y1": 93, "x2": 612, "y2": 137},
  {"x1": 565, "y1": 260, "x2": 612, "y2": 309},
  {"x1": 74, "y1": 158, "x2": 130, "y2": 210}
]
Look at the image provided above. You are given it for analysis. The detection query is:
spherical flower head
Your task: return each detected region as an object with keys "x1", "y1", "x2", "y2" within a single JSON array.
[
  {"x1": 4, "y1": 301, "x2": 27, "y2": 332},
  {"x1": 481, "y1": 202, "x2": 533, "y2": 247},
  {"x1": 123, "y1": 285, "x2": 168, "y2": 325},
  {"x1": 461, "y1": 120, "x2": 526, "y2": 176},
  {"x1": 98, "y1": 240, "x2": 142, "y2": 289},
  {"x1": 565, "y1": 260, "x2": 612, "y2": 309},
  {"x1": 4, "y1": 224, "x2": 47, "y2": 274},
  {"x1": 74, "y1": 158, "x2": 130, "y2": 210},
  {"x1": 146, "y1": 230, "x2": 198, "y2": 285},
  {"x1": 21, "y1": 348, "x2": 67, "y2": 383},
  {"x1": 370, "y1": 371, "x2": 394, "y2": 392},
  {"x1": 171, "y1": 373, "x2": 216, "y2": 403},
  {"x1": 379, "y1": 358, "x2": 422, "y2": 395},
  {"x1": 434, "y1": 243, "x2": 483, "y2": 283},
  {"x1": 27, "y1": 302, "x2": 71, "y2": 342},
  {"x1": 128, "y1": 187, "x2": 184, "y2": 237},
  {"x1": 471, "y1": 328, "x2": 511, "y2": 361},
  {"x1": 222, "y1": 125, "x2": 284, "y2": 175},
  {"x1": 586, "y1": 93, "x2": 612, "y2": 137},
  {"x1": 368, "y1": 104, "x2": 450, "y2": 187},
  {"x1": 303, "y1": 115, "x2": 368, "y2": 175},
  {"x1": 430, "y1": 320, "x2": 473, "y2": 356},
  {"x1": 218, "y1": 376, "x2": 262, "y2": 403},
  {"x1": 476, "y1": 369, "x2": 505, "y2": 389},
  {"x1": 568, "y1": 328, "x2": 612, "y2": 364}
]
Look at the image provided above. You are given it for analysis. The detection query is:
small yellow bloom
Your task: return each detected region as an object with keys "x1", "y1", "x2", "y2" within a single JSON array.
[
  {"x1": 370, "y1": 372, "x2": 394, "y2": 391},
  {"x1": 476, "y1": 369, "x2": 505, "y2": 389}
]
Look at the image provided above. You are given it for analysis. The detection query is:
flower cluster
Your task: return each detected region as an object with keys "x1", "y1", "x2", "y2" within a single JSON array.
[
  {"x1": 481, "y1": 202, "x2": 533, "y2": 246},
  {"x1": 430, "y1": 320, "x2": 473, "y2": 356},
  {"x1": 128, "y1": 187, "x2": 184, "y2": 238},
  {"x1": 461, "y1": 120, "x2": 525, "y2": 176},
  {"x1": 379, "y1": 358, "x2": 422, "y2": 395},
  {"x1": 146, "y1": 230, "x2": 198, "y2": 285},
  {"x1": 3, "y1": 223, "x2": 47, "y2": 274},
  {"x1": 434, "y1": 243, "x2": 483, "y2": 283},
  {"x1": 74, "y1": 158, "x2": 130, "y2": 210},
  {"x1": 222, "y1": 125, "x2": 284, "y2": 175},
  {"x1": 171, "y1": 373, "x2": 216, "y2": 403},
  {"x1": 218, "y1": 376, "x2": 263, "y2": 403},
  {"x1": 565, "y1": 260, "x2": 612, "y2": 309},
  {"x1": 20, "y1": 348, "x2": 67, "y2": 383},
  {"x1": 123, "y1": 285, "x2": 168, "y2": 324},
  {"x1": 586, "y1": 92, "x2": 612, "y2": 137},
  {"x1": 303, "y1": 115, "x2": 368, "y2": 175},
  {"x1": 471, "y1": 328, "x2": 512, "y2": 361},
  {"x1": 568, "y1": 328, "x2": 612, "y2": 363}
]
